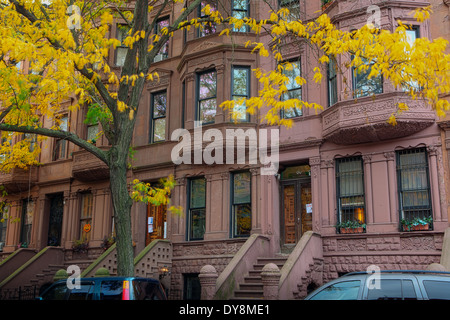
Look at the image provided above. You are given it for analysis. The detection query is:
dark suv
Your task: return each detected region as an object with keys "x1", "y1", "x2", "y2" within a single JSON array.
[
  {"x1": 304, "y1": 270, "x2": 450, "y2": 300},
  {"x1": 37, "y1": 277, "x2": 166, "y2": 300}
]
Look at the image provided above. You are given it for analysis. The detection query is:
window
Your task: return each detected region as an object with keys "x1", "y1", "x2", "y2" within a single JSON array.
[
  {"x1": 100, "y1": 280, "x2": 123, "y2": 300},
  {"x1": 150, "y1": 90, "x2": 167, "y2": 143},
  {"x1": 231, "y1": 172, "x2": 252, "y2": 237},
  {"x1": 0, "y1": 205, "x2": 8, "y2": 249},
  {"x1": 188, "y1": 178, "x2": 206, "y2": 241},
  {"x1": 68, "y1": 283, "x2": 94, "y2": 301},
  {"x1": 87, "y1": 123, "x2": 99, "y2": 143},
  {"x1": 232, "y1": 0, "x2": 249, "y2": 32},
  {"x1": 396, "y1": 148, "x2": 432, "y2": 223},
  {"x1": 53, "y1": 115, "x2": 68, "y2": 161},
  {"x1": 79, "y1": 193, "x2": 93, "y2": 241},
  {"x1": 328, "y1": 57, "x2": 338, "y2": 106},
  {"x1": 402, "y1": 26, "x2": 420, "y2": 92},
  {"x1": 366, "y1": 279, "x2": 417, "y2": 300},
  {"x1": 20, "y1": 199, "x2": 34, "y2": 246},
  {"x1": 231, "y1": 66, "x2": 250, "y2": 121},
  {"x1": 279, "y1": 0, "x2": 301, "y2": 22},
  {"x1": 423, "y1": 280, "x2": 450, "y2": 300},
  {"x1": 308, "y1": 280, "x2": 361, "y2": 300},
  {"x1": 154, "y1": 17, "x2": 170, "y2": 62},
  {"x1": 281, "y1": 59, "x2": 302, "y2": 118},
  {"x1": 336, "y1": 157, "x2": 365, "y2": 226},
  {"x1": 352, "y1": 56, "x2": 383, "y2": 98},
  {"x1": 115, "y1": 24, "x2": 130, "y2": 67},
  {"x1": 198, "y1": 1, "x2": 217, "y2": 37},
  {"x1": 197, "y1": 70, "x2": 217, "y2": 124}
]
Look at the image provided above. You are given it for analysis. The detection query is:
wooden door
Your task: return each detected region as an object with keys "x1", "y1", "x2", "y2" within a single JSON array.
[
  {"x1": 282, "y1": 184, "x2": 299, "y2": 244},
  {"x1": 282, "y1": 180, "x2": 312, "y2": 244},
  {"x1": 146, "y1": 203, "x2": 167, "y2": 246}
]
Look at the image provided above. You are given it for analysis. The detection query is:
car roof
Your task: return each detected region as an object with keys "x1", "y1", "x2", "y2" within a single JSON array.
[
  {"x1": 342, "y1": 270, "x2": 450, "y2": 277},
  {"x1": 52, "y1": 276, "x2": 161, "y2": 285}
]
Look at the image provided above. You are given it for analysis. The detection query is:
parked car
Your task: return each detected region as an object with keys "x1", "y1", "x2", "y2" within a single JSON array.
[
  {"x1": 37, "y1": 277, "x2": 167, "y2": 300},
  {"x1": 304, "y1": 270, "x2": 450, "y2": 300}
]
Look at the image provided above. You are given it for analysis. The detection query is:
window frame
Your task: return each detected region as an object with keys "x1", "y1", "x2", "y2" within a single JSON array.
[
  {"x1": 327, "y1": 56, "x2": 338, "y2": 107},
  {"x1": 396, "y1": 148, "x2": 432, "y2": 226},
  {"x1": 232, "y1": 0, "x2": 250, "y2": 32},
  {"x1": 230, "y1": 171, "x2": 252, "y2": 238},
  {"x1": 196, "y1": 69, "x2": 217, "y2": 125},
  {"x1": 197, "y1": 0, "x2": 217, "y2": 38},
  {"x1": 149, "y1": 90, "x2": 167, "y2": 143},
  {"x1": 187, "y1": 177, "x2": 207, "y2": 241},
  {"x1": 280, "y1": 58, "x2": 302, "y2": 119},
  {"x1": 79, "y1": 192, "x2": 93, "y2": 241},
  {"x1": 231, "y1": 65, "x2": 251, "y2": 122},
  {"x1": 153, "y1": 16, "x2": 170, "y2": 62},
  {"x1": 52, "y1": 115, "x2": 68, "y2": 161},
  {"x1": 351, "y1": 55, "x2": 383, "y2": 98},
  {"x1": 115, "y1": 24, "x2": 130, "y2": 67},
  {"x1": 335, "y1": 156, "x2": 366, "y2": 231}
]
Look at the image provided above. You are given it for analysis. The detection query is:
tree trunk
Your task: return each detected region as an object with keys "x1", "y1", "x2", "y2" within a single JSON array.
[{"x1": 108, "y1": 145, "x2": 134, "y2": 277}]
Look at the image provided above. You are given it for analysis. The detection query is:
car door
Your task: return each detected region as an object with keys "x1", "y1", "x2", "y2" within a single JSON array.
[{"x1": 362, "y1": 274, "x2": 423, "y2": 300}]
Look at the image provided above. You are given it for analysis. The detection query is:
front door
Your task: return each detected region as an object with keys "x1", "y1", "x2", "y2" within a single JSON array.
[
  {"x1": 146, "y1": 203, "x2": 167, "y2": 246},
  {"x1": 47, "y1": 194, "x2": 64, "y2": 246},
  {"x1": 282, "y1": 181, "x2": 312, "y2": 244}
]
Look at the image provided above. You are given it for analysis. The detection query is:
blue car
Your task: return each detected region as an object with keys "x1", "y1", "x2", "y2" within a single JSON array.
[{"x1": 37, "y1": 276, "x2": 167, "y2": 300}]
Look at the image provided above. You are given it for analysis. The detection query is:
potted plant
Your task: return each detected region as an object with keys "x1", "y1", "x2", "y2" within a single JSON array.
[
  {"x1": 321, "y1": 0, "x2": 335, "y2": 11},
  {"x1": 72, "y1": 238, "x2": 89, "y2": 253},
  {"x1": 101, "y1": 235, "x2": 115, "y2": 251},
  {"x1": 401, "y1": 216, "x2": 433, "y2": 231},
  {"x1": 336, "y1": 220, "x2": 366, "y2": 234}
]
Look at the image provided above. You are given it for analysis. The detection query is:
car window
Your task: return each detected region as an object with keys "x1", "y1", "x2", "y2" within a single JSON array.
[
  {"x1": 423, "y1": 280, "x2": 450, "y2": 300},
  {"x1": 100, "y1": 280, "x2": 124, "y2": 300},
  {"x1": 309, "y1": 280, "x2": 361, "y2": 300},
  {"x1": 41, "y1": 283, "x2": 68, "y2": 300},
  {"x1": 367, "y1": 279, "x2": 417, "y2": 300},
  {"x1": 133, "y1": 280, "x2": 166, "y2": 300},
  {"x1": 68, "y1": 283, "x2": 94, "y2": 300}
]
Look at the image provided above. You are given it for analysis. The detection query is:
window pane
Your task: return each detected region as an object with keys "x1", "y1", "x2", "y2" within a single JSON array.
[
  {"x1": 233, "y1": 0, "x2": 248, "y2": 10},
  {"x1": 199, "y1": 99, "x2": 216, "y2": 123},
  {"x1": 310, "y1": 280, "x2": 361, "y2": 300},
  {"x1": 153, "y1": 118, "x2": 166, "y2": 142},
  {"x1": 190, "y1": 179, "x2": 206, "y2": 208},
  {"x1": 41, "y1": 283, "x2": 68, "y2": 300},
  {"x1": 190, "y1": 208, "x2": 206, "y2": 240},
  {"x1": 423, "y1": 280, "x2": 450, "y2": 300},
  {"x1": 234, "y1": 203, "x2": 251, "y2": 236},
  {"x1": 353, "y1": 58, "x2": 382, "y2": 97},
  {"x1": 199, "y1": 72, "x2": 217, "y2": 99},
  {"x1": 232, "y1": 68, "x2": 248, "y2": 96},
  {"x1": 116, "y1": 47, "x2": 127, "y2": 67},
  {"x1": 100, "y1": 280, "x2": 123, "y2": 300},
  {"x1": 68, "y1": 283, "x2": 94, "y2": 301},
  {"x1": 153, "y1": 92, "x2": 167, "y2": 118},
  {"x1": 284, "y1": 61, "x2": 301, "y2": 90},
  {"x1": 233, "y1": 172, "x2": 251, "y2": 204}
]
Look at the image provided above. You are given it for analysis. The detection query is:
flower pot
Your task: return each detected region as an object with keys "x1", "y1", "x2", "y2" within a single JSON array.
[
  {"x1": 340, "y1": 227, "x2": 364, "y2": 234},
  {"x1": 402, "y1": 223, "x2": 429, "y2": 231}
]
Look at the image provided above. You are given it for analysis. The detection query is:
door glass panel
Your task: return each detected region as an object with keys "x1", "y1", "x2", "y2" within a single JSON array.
[
  {"x1": 301, "y1": 184, "x2": 312, "y2": 234},
  {"x1": 47, "y1": 194, "x2": 64, "y2": 246}
]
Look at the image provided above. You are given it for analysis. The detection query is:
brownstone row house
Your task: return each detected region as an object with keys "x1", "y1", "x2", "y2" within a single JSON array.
[{"x1": 0, "y1": 0, "x2": 449, "y2": 300}]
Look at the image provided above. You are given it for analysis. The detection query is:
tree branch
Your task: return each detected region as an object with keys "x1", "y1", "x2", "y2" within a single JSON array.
[{"x1": 0, "y1": 124, "x2": 109, "y2": 165}]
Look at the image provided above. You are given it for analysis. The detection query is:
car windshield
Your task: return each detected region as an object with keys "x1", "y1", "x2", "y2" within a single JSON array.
[{"x1": 309, "y1": 280, "x2": 361, "y2": 300}]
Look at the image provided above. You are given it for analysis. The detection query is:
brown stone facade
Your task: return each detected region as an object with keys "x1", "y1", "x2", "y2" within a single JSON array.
[{"x1": 1, "y1": 0, "x2": 449, "y2": 300}]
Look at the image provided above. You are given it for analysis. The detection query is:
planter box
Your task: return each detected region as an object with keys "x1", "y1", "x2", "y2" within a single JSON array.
[
  {"x1": 402, "y1": 224, "x2": 430, "y2": 232},
  {"x1": 340, "y1": 227, "x2": 364, "y2": 234}
]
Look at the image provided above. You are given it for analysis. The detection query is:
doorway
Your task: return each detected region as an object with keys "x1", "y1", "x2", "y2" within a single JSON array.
[
  {"x1": 280, "y1": 165, "x2": 312, "y2": 245},
  {"x1": 47, "y1": 194, "x2": 64, "y2": 246},
  {"x1": 146, "y1": 203, "x2": 167, "y2": 246}
]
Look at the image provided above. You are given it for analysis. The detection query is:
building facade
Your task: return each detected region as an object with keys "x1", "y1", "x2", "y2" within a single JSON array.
[{"x1": 0, "y1": 0, "x2": 449, "y2": 300}]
